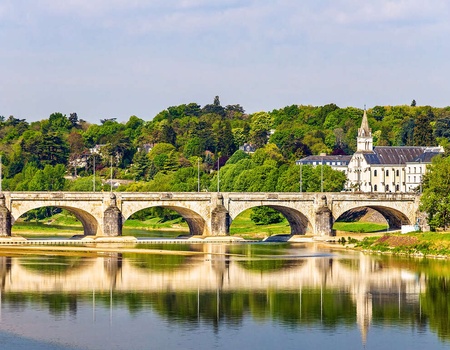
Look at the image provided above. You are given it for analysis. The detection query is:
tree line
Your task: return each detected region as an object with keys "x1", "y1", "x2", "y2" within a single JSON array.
[{"x1": 2, "y1": 98, "x2": 450, "y2": 226}]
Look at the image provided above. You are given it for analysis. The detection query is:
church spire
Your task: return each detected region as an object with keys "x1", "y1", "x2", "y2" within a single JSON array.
[
  {"x1": 358, "y1": 107, "x2": 371, "y2": 138},
  {"x1": 357, "y1": 107, "x2": 373, "y2": 152}
]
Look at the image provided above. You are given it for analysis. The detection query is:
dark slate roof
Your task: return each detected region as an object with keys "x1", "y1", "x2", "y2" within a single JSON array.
[
  {"x1": 363, "y1": 146, "x2": 441, "y2": 165},
  {"x1": 297, "y1": 155, "x2": 352, "y2": 163}
]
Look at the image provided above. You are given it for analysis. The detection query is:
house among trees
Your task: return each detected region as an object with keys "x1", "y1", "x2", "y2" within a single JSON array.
[
  {"x1": 239, "y1": 143, "x2": 257, "y2": 154},
  {"x1": 298, "y1": 109, "x2": 443, "y2": 193},
  {"x1": 296, "y1": 154, "x2": 351, "y2": 176}
]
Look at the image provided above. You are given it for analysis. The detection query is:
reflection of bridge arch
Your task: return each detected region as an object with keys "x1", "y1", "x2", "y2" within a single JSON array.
[{"x1": 0, "y1": 252, "x2": 423, "y2": 295}]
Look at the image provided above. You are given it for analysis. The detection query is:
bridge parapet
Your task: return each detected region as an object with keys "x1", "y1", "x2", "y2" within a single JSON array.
[{"x1": 0, "y1": 191, "x2": 425, "y2": 237}]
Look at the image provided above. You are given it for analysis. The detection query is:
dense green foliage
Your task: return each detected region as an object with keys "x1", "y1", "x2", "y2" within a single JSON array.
[
  {"x1": 420, "y1": 155, "x2": 450, "y2": 230},
  {"x1": 3, "y1": 99, "x2": 450, "y2": 223}
]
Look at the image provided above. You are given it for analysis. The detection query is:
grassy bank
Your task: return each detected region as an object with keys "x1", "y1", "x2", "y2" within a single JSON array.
[
  {"x1": 354, "y1": 232, "x2": 450, "y2": 257},
  {"x1": 333, "y1": 221, "x2": 387, "y2": 233},
  {"x1": 9, "y1": 214, "x2": 450, "y2": 258},
  {"x1": 12, "y1": 211, "x2": 292, "y2": 240},
  {"x1": 229, "y1": 210, "x2": 290, "y2": 239},
  {"x1": 12, "y1": 214, "x2": 189, "y2": 238}
]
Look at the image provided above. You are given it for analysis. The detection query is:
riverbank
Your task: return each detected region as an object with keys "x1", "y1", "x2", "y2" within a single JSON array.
[
  {"x1": 333, "y1": 231, "x2": 450, "y2": 258},
  {"x1": 6, "y1": 217, "x2": 450, "y2": 258}
]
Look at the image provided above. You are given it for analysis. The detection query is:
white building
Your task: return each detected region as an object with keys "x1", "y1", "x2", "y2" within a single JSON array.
[
  {"x1": 298, "y1": 109, "x2": 443, "y2": 193},
  {"x1": 296, "y1": 154, "x2": 351, "y2": 175}
]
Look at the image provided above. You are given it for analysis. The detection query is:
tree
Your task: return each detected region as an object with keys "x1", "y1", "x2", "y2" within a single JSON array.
[
  {"x1": 434, "y1": 118, "x2": 450, "y2": 140},
  {"x1": 68, "y1": 113, "x2": 79, "y2": 128},
  {"x1": 202, "y1": 96, "x2": 225, "y2": 117},
  {"x1": 131, "y1": 150, "x2": 151, "y2": 180},
  {"x1": 216, "y1": 120, "x2": 236, "y2": 156},
  {"x1": 250, "y1": 206, "x2": 284, "y2": 225},
  {"x1": 249, "y1": 112, "x2": 273, "y2": 148},
  {"x1": 226, "y1": 150, "x2": 250, "y2": 165},
  {"x1": 47, "y1": 112, "x2": 71, "y2": 132},
  {"x1": 420, "y1": 155, "x2": 450, "y2": 230},
  {"x1": 414, "y1": 110, "x2": 436, "y2": 146},
  {"x1": 399, "y1": 118, "x2": 415, "y2": 146}
]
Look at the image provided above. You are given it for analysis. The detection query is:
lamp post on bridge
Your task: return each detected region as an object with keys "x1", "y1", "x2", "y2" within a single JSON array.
[
  {"x1": 217, "y1": 156, "x2": 220, "y2": 193},
  {"x1": 92, "y1": 155, "x2": 96, "y2": 192},
  {"x1": 299, "y1": 162, "x2": 303, "y2": 193},
  {"x1": 198, "y1": 157, "x2": 200, "y2": 192},
  {"x1": 110, "y1": 156, "x2": 113, "y2": 193},
  {"x1": 321, "y1": 156, "x2": 324, "y2": 193}
]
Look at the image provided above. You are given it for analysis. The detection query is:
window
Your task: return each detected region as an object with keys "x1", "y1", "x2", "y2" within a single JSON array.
[
  {"x1": 396, "y1": 184, "x2": 399, "y2": 191},
  {"x1": 386, "y1": 170, "x2": 389, "y2": 176},
  {"x1": 374, "y1": 170, "x2": 378, "y2": 176},
  {"x1": 385, "y1": 185, "x2": 389, "y2": 192},
  {"x1": 396, "y1": 170, "x2": 399, "y2": 176},
  {"x1": 374, "y1": 185, "x2": 378, "y2": 191}
]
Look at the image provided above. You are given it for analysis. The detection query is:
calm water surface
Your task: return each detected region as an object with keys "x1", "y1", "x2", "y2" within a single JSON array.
[{"x1": 0, "y1": 242, "x2": 449, "y2": 350}]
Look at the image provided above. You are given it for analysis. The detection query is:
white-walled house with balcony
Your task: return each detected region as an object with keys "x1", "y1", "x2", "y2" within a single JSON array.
[{"x1": 297, "y1": 109, "x2": 443, "y2": 193}]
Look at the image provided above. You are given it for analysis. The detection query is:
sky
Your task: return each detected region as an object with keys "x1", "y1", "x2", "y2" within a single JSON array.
[{"x1": 1, "y1": 0, "x2": 450, "y2": 123}]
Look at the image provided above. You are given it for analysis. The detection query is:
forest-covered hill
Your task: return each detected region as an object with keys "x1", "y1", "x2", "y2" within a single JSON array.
[{"x1": 1, "y1": 97, "x2": 449, "y2": 196}]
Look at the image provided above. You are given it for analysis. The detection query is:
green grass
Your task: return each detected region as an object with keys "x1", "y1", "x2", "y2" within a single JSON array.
[
  {"x1": 356, "y1": 232, "x2": 450, "y2": 256},
  {"x1": 229, "y1": 210, "x2": 291, "y2": 239},
  {"x1": 124, "y1": 217, "x2": 188, "y2": 230},
  {"x1": 333, "y1": 221, "x2": 388, "y2": 233},
  {"x1": 11, "y1": 212, "x2": 400, "y2": 241}
]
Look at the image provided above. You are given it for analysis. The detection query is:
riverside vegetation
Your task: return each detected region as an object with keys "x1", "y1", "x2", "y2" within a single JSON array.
[{"x1": 3, "y1": 98, "x2": 450, "y2": 253}]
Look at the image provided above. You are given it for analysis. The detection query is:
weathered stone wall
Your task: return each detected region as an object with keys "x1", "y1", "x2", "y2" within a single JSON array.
[
  {"x1": 0, "y1": 194, "x2": 11, "y2": 237},
  {"x1": 0, "y1": 191, "x2": 423, "y2": 237}
]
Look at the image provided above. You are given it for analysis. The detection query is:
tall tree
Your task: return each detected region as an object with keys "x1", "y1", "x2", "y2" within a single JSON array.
[
  {"x1": 413, "y1": 111, "x2": 436, "y2": 146},
  {"x1": 420, "y1": 155, "x2": 450, "y2": 230}
]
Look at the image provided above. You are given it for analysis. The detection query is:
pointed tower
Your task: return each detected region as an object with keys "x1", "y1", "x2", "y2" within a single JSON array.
[{"x1": 357, "y1": 108, "x2": 373, "y2": 152}]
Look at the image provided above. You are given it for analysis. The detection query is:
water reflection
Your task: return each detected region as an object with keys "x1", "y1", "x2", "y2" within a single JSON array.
[{"x1": 0, "y1": 244, "x2": 449, "y2": 349}]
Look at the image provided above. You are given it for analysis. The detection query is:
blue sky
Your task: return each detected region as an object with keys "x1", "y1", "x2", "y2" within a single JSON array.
[{"x1": 1, "y1": 0, "x2": 450, "y2": 123}]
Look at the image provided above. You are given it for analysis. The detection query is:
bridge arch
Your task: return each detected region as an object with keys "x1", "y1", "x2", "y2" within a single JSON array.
[
  {"x1": 12, "y1": 205, "x2": 99, "y2": 236},
  {"x1": 333, "y1": 205, "x2": 412, "y2": 230},
  {"x1": 330, "y1": 193, "x2": 419, "y2": 231},
  {"x1": 122, "y1": 205, "x2": 206, "y2": 236},
  {"x1": 229, "y1": 204, "x2": 313, "y2": 235}
]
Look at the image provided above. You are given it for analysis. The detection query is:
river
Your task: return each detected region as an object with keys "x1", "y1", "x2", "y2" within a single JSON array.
[{"x1": 0, "y1": 241, "x2": 449, "y2": 350}]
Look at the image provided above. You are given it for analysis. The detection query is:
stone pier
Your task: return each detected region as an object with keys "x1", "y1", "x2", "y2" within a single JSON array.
[{"x1": 0, "y1": 191, "x2": 423, "y2": 238}]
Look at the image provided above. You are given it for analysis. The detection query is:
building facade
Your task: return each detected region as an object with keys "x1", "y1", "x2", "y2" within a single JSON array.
[{"x1": 298, "y1": 109, "x2": 443, "y2": 193}]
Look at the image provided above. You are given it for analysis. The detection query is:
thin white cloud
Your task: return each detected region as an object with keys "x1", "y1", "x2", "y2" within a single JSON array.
[
  {"x1": 324, "y1": 0, "x2": 450, "y2": 25},
  {"x1": 2, "y1": 0, "x2": 450, "y2": 121}
]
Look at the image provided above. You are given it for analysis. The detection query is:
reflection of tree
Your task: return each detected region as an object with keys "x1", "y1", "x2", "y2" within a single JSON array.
[
  {"x1": 45, "y1": 293, "x2": 78, "y2": 317},
  {"x1": 421, "y1": 276, "x2": 450, "y2": 341},
  {"x1": 229, "y1": 244, "x2": 304, "y2": 272},
  {"x1": 136, "y1": 290, "x2": 356, "y2": 329},
  {"x1": 19, "y1": 256, "x2": 88, "y2": 274},
  {"x1": 124, "y1": 252, "x2": 187, "y2": 271}
]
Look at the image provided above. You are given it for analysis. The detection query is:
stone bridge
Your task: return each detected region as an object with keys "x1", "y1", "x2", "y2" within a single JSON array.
[{"x1": 0, "y1": 191, "x2": 424, "y2": 237}]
